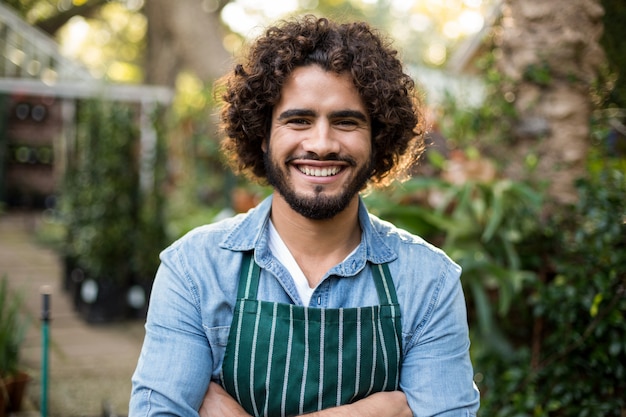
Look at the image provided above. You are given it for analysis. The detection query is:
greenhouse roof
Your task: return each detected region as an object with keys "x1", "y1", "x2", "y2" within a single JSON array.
[
  {"x1": 0, "y1": 3, "x2": 172, "y2": 104},
  {"x1": 0, "y1": 2, "x2": 92, "y2": 82}
]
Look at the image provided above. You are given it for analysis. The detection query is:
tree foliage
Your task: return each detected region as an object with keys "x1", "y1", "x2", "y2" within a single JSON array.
[
  {"x1": 2, "y1": 0, "x2": 107, "y2": 33},
  {"x1": 478, "y1": 167, "x2": 626, "y2": 417},
  {"x1": 600, "y1": 0, "x2": 626, "y2": 108}
]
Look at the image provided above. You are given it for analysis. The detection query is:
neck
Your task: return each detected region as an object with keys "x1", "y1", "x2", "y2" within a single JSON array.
[{"x1": 270, "y1": 192, "x2": 362, "y2": 287}]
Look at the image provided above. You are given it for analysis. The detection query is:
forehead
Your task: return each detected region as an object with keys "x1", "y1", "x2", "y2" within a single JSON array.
[{"x1": 274, "y1": 65, "x2": 366, "y2": 113}]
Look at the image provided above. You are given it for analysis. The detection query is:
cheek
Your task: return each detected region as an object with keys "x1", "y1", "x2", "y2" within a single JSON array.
[
  {"x1": 347, "y1": 134, "x2": 372, "y2": 158},
  {"x1": 268, "y1": 129, "x2": 303, "y2": 154}
]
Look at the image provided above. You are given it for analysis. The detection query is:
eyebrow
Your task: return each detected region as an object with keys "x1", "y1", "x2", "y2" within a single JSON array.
[
  {"x1": 277, "y1": 109, "x2": 316, "y2": 121},
  {"x1": 330, "y1": 110, "x2": 368, "y2": 122},
  {"x1": 277, "y1": 108, "x2": 368, "y2": 122}
]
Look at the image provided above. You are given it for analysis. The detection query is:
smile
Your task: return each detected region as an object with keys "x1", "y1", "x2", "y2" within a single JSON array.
[{"x1": 298, "y1": 166, "x2": 341, "y2": 177}]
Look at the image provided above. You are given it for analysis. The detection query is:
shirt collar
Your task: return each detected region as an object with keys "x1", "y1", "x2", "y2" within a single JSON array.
[{"x1": 220, "y1": 194, "x2": 397, "y2": 270}]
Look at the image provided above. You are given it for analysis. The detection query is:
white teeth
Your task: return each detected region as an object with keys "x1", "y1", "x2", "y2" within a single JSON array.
[{"x1": 299, "y1": 166, "x2": 340, "y2": 177}]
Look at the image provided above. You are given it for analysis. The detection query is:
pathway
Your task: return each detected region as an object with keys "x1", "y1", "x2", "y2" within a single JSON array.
[{"x1": 0, "y1": 211, "x2": 145, "y2": 417}]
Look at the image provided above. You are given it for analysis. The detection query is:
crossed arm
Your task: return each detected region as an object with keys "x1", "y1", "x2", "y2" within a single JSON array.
[{"x1": 199, "y1": 382, "x2": 412, "y2": 417}]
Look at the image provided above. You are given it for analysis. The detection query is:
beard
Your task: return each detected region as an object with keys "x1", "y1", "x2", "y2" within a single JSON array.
[{"x1": 264, "y1": 150, "x2": 372, "y2": 220}]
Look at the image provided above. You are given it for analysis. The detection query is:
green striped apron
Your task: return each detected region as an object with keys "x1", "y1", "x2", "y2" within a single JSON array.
[{"x1": 220, "y1": 252, "x2": 403, "y2": 417}]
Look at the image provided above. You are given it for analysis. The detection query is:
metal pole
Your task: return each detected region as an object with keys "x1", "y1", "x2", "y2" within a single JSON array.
[{"x1": 40, "y1": 286, "x2": 51, "y2": 417}]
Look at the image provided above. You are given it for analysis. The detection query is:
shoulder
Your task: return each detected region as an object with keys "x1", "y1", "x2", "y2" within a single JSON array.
[
  {"x1": 172, "y1": 213, "x2": 245, "y2": 247},
  {"x1": 165, "y1": 199, "x2": 267, "y2": 257},
  {"x1": 158, "y1": 211, "x2": 252, "y2": 283},
  {"x1": 368, "y1": 212, "x2": 460, "y2": 276},
  {"x1": 368, "y1": 213, "x2": 464, "y2": 337},
  {"x1": 161, "y1": 216, "x2": 229, "y2": 258}
]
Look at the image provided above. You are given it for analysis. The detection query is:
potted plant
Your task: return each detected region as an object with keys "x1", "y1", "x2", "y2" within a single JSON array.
[
  {"x1": 60, "y1": 99, "x2": 168, "y2": 322},
  {"x1": 0, "y1": 275, "x2": 30, "y2": 416},
  {"x1": 61, "y1": 99, "x2": 139, "y2": 323}
]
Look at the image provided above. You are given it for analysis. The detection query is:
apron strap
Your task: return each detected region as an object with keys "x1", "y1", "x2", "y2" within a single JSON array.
[
  {"x1": 371, "y1": 262, "x2": 399, "y2": 305},
  {"x1": 237, "y1": 251, "x2": 260, "y2": 299},
  {"x1": 239, "y1": 252, "x2": 398, "y2": 306}
]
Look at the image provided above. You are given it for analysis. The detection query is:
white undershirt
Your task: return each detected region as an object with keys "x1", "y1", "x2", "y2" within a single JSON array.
[
  {"x1": 268, "y1": 220, "x2": 315, "y2": 306},
  {"x1": 267, "y1": 220, "x2": 359, "y2": 306}
]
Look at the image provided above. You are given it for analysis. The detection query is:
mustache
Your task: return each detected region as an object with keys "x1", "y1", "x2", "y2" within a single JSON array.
[{"x1": 285, "y1": 152, "x2": 357, "y2": 166}]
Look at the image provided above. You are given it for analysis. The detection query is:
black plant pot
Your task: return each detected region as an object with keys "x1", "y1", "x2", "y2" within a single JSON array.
[
  {"x1": 75, "y1": 278, "x2": 131, "y2": 324},
  {"x1": 62, "y1": 255, "x2": 79, "y2": 292},
  {"x1": 127, "y1": 278, "x2": 153, "y2": 320},
  {"x1": 58, "y1": 260, "x2": 86, "y2": 314}
]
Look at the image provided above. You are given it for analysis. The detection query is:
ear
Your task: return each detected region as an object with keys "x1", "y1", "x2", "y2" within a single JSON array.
[{"x1": 261, "y1": 138, "x2": 268, "y2": 153}]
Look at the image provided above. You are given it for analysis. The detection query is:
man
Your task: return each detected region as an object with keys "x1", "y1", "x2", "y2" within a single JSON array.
[{"x1": 130, "y1": 15, "x2": 480, "y2": 416}]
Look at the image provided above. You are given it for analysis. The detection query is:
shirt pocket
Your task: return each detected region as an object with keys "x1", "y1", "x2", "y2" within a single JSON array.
[{"x1": 205, "y1": 325, "x2": 231, "y2": 376}]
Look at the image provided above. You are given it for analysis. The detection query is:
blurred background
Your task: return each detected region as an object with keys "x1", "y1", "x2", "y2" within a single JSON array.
[{"x1": 0, "y1": 0, "x2": 624, "y2": 416}]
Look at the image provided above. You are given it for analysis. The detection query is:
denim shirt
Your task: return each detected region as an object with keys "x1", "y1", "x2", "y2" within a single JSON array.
[{"x1": 130, "y1": 196, "x2": 480, "y2": 416}]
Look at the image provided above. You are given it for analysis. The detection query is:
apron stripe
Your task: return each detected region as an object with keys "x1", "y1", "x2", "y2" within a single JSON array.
[
  {"x1": 299, "y1": 307, "x2": 310, "y2": 415},
  {"x1": 392, "y1": 307, "x2": 402, "y2": 389},
  {"x1": 367, "y1": 308, "x2": 378, "y2": 396},
  {"x1": 280, "y1": 305, "x2": 294, "y2": 417},
  {"x1": 249, "y1": 302, "x2": 262, "y2": 417},
  {"x1": 263, "y1": 302, "x2": 279, "y2": 417},
  {"x1": 353, "y1": 307, "x2": 362, "y2": 402},
  {"x1": 318, "y1": 309, "x2": 325, "y2": 410},
  {"x1": 377, "y1": 307, "x2": 390, "y2": 390},
  {"x1": 232, "y1": 299, "x2": 246, "y2": 405},
  {"x1": 336, "y1": 309, "x2": 344, "y2": 407}
]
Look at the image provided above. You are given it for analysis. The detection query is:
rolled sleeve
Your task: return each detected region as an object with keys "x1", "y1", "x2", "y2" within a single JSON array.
[
  {"x1": 129, "y1": 248, "x2": 212, "y2": 416},
  {"x1": 400, "y1": 259, "x2": 480, "y2": 416}
]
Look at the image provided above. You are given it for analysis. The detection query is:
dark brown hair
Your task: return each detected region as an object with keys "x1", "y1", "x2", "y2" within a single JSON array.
[{"x1": 217, "y1": 15, "x2": 424, "y2": 187}]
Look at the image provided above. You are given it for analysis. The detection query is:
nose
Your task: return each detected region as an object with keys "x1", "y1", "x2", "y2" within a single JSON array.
[{"x1": 302, "y1": 120, "x2": 341, "y2": 157}]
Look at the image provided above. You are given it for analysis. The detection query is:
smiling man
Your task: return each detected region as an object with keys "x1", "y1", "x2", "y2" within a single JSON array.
[{"x1": 130, "y1": 15, "x2": 480, "y2": 417}]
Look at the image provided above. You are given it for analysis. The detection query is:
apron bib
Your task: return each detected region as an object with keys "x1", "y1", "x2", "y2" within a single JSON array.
[{"x1": 221, "y1": 252, "x2": 402, "y2": 417}]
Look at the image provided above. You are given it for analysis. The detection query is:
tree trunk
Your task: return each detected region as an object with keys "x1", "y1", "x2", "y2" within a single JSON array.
[
  {"x1": 144, "y1": 0, "x2": 233, "y2": 87},
  {"x1": 496, "y1": 0, "x2": 606, "y2": 204}
]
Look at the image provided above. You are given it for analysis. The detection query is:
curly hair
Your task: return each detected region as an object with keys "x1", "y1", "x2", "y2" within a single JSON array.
[{"x1": 217, "y1": 15, "x2": 425, "y2": 187}]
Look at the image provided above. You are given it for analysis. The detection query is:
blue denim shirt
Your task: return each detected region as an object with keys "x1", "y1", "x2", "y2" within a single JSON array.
[{"x1": 130, "y1": 196, "x2": 480, "y2": 416}]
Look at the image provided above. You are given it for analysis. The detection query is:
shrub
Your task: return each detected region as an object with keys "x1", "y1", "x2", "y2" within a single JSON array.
[
  {"x1": 477, "y1": 168, "x2": 626, "y2": 416},
  {"x1": 0, "y1": 275, "x2": 27, "y2": 378}
]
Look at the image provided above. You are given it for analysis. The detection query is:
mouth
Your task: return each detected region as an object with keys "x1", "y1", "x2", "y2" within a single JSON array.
[
  {"x1": 289, "y1": 156, "x2": 353, "y2": 181},
  {"x1": 297, "y1": 165, "x2": 342, "y2": 177}
]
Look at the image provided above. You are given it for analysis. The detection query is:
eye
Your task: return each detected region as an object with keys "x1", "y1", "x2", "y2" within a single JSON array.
[
  {"x1": 286, "y1": 118, "x2": 311, "y2": 128},
  {"x1": 335, "y1": 119, "x2": 360, "y2": 131},
  {"x1": 289, "y1": 118, "x2": 310, "y2": 124}
]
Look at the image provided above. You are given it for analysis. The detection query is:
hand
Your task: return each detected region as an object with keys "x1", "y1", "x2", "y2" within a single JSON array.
[
  {"x1": 304, "y1": 391, "x2": 412, "y2": 417},
  {"x1": 199, "y1": 384, "x2": 411, "y2": 417},
  {"x1": 199, "y1": 382, "x2": 251, "y2": 417}
]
